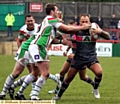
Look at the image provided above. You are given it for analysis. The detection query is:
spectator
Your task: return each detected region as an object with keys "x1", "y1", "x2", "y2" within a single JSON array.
[
  {"x1": 110, "y1": 14, "x2": 117, "y2": 29},
  {"x1": 117, "y1": 20, "x2": 120, "y2": 38},
  {"x1": 111, "y1": 33, "x2": 118, "y2": 40},
  {"x1": 89, "y1": 14, "x2": 94, "y2": 23},
  {"x1": 72, "y1": 15, "x2": 79, "y2": 25},
  {"x1": 5, "y1": 12, "x2": 15, "y2": 37},
  {"x1": 117, "y1": 20, "x2": 120, "y2": 29},
  {"x1": 109, "y1": 14, "x2": 117, "y2": 36},
  {"x1": 96, "y1": 15, "x2": 104, "y2": 29}
]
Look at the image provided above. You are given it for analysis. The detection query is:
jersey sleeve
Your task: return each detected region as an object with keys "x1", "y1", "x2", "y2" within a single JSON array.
[
  {"x1": 18, "y1": 25, "x2": 27, "y2": 40},
  {"x1": 52, "y1": 22, "x2": 62, "y2": 29}
]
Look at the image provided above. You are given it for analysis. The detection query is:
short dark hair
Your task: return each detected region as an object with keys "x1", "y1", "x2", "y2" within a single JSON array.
[
  {"x1": 25, "y1": 14, "x2": 34, "y2": 20},
  {"x1": 45, "y1": 3, "x2": 57, "y2": 15},
  {"x1": 68, "y1": 20, "x2": 75, "y2": 25},
  {"x1": 80, "y1": 13, "x2": 90, "y2": 19}
]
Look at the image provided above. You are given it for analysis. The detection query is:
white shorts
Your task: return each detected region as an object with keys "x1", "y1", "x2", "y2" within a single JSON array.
[
  {"x1": 28, "y1": 44, "x2": 50, "y2": 63},
  {"x1": 14, "y1": 47, "x2": 30, "y2": 66}
]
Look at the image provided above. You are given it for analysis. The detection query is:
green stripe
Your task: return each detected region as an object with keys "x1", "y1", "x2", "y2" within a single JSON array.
[
  {"x1": 36, "y1": 26, "x2": 52, "y2": 47},
  {"x1": 18, "y1": 49, "x2": 25, "y2": 59},
  {"x1": 48, "y1": 19, "x2": 58, "y2": 24}
]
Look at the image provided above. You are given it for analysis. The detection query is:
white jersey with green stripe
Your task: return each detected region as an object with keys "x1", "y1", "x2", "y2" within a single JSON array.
[
  {"x1": 30, "y1": 16, "x2": 62, "y2": 47},
  {"x1": 18, "y1": 23, "x2": 40, "y2": 40},
  {"x1": 21, "y1": 35, "x2": 36, "y2": 50}
]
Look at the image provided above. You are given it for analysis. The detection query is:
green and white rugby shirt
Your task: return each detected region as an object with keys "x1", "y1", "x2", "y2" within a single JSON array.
[{"x1": 30, "y1": 16, "x2": 62, "y2": 47}]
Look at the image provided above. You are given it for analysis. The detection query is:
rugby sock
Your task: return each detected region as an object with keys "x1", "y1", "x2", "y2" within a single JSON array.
[
  {"x1": 84, "y1": 76, "x2": 95, "y2": 87},
  {"x1": 2, "y1": 74, "x2": 15, "y2": 95},
  {"x1": 30, "y1": 81, "x2": 36, "y2": 95},
  {"x1": 56, "y1": 75, "x2": 64, "y2": 91},
  {"x1": 60, "y1": 75, "x2": 64, "y2": 82},
  {"x1": 32, "y1": 82, "x2": 36, "y2": 90},
  {"x1": 94, "y1": 77, "x2": 101, "y2": 89},
  {"x1": 32, "y1": 76, "x2": 46, "y2": 98},
  {"x1": 17, "y1": 74, "x2": 35, "y2": 95},
  {"x1": 49, "y1": 74, "x2": 58, "y2": 83},
  {"x1": 58, "y1": 81, "x2": 69, "y2": 97},
  {"x1": 11, "y1": 75, "x2": 27, "y2": 89}
]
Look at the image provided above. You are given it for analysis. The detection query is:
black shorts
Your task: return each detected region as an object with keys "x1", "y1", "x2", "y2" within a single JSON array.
[
  {"x1": 71, "y1": 55, "x2": 99, "y2": 70},
  {"x1": 66, "y1": 58, "x2": 72, "y2": 64}
]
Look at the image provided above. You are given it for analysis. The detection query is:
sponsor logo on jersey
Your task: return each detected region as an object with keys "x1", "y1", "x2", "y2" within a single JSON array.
[{"x1": 34, "y1": 55, "x2": 40, "y2": 60}]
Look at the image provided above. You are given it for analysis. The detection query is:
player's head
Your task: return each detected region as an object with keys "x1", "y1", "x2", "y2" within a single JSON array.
[
  {"x1": 57, "y1": 11, "x2": 63, "y2": 19},
  {"x1": 57, "y1": 11, "x2": 64, "y2": 23},
  {"x1": 25, "y1": 14, "x2": 35, "y2": 31},
  {"x1": 45, "y1": 3, "x2": 58, "y2": 18},
  {"x1": 79, "y1": 13, "x2": 90, "y2": 26},
  {"x1": 68, "y1": 20, "x2": 75, "y2": 26}
]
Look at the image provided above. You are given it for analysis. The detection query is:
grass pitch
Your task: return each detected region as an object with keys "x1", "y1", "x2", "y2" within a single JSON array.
[{"x1": 0, "y1": 55, "x2": 120, "y2": 104}]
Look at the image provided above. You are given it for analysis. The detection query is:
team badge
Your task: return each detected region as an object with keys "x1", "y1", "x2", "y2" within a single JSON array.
[{"x1": 34, "y1": 55, "x2": 40, "y2": 60}]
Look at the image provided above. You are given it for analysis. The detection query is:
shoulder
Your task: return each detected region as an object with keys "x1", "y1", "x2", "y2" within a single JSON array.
[
  {"x1": 20, "y1": 24, "x2": 27, "y2": 30},
  {"x1": 48, "y1": 17, "x2": 59, "y2": 24}
]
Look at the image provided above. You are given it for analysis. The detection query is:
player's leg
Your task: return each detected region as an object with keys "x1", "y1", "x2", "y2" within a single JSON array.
[
  {"x1": 48, "y1": 60, "x2": 71, "y2": 94},
  {"x1": 11, "y1": 75, "x2": 27, "y2": 89},
  {"x1": 9, "y1": 65, "x2": 32, "y2": 99},
  {"x1": 27, "y1": 44, "x2": 50, "y2": 100},
  {"x1": 12, "y1": 53, "x2": 33, "y2": 98},
  {"x1": 8, "y1": 75, "x2": 27, "y2": 99},
  {"x1": 15, "y1": 64, "x2": 39, "y2": 100},
  {"x1": 89, "y1": 62, "x2": 102, "y2": 99},
  {"x1": 0, "y1": 62, "x2": 25, "y2": 99},
  {"x1": 78, "y1": 69, "x2": 95, "y2": 87},
  {"x1": 52, "y1": 67, "x2": 78, "y2": 100},
  {"x1": 31, "y1": 61, "x2": 50, "y2": 100},
  {"x1": 48, "y1": 73, "x2": 61, "y2": 87}
]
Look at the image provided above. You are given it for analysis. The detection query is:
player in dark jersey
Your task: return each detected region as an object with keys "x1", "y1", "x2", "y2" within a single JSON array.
[
  {"x1": 48, "y1": 20, "x2": 95, "y2": 94},
  {"x1": 52, "y1": 13, "x2": 110, "y2": 100}
]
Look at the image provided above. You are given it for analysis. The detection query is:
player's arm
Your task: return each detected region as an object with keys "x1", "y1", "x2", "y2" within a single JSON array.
[
  {"x1": 92, "y1": 27, "x2": 110, "y2": 40},
  {"x1": 17, "y1": 38, "x2": 23, "y2": 48},
  {"x1": 66, "y1": 37, "x2": 77, "y2": 43},
  {"x1": 100, "y1": 30, "x2": 110, "y2": 40},
  {"x1": 17, "y1": 32, "x2": 26, "y2": 48},
  {"x1": 58, "y1": 23, "x2": 91, "y2": 33},
  {"x1": 51, "y1": 38, "x2": 72, "y2": 46}
]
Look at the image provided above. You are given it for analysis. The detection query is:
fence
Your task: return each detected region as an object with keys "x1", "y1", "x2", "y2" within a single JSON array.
[{"x1": 1, "y1": 1, "x2": 120, "y2": 31}]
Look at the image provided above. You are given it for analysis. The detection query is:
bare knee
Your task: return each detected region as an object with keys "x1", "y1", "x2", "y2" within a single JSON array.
[{"x1": 96, "y1": 72, "x2": 102, "y2": 79}]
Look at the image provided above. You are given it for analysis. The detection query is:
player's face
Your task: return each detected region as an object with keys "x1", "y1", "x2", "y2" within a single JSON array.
[
  {"x1": 79, "y1": 16, "x2": 90, "y2": 26},
  {"x1": 54, "y1": 6, "x2": 59, "y2": 18},
  {"x1": 25, "y1": 17, "x2": 35, "y2": 30}
]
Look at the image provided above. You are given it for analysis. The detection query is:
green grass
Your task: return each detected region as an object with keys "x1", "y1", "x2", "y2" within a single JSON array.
[{"x1": 0, "y1": 55, "x2": 120, "y2": 104}]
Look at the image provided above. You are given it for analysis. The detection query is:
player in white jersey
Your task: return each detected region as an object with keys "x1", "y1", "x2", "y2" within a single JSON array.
[
  {"x1": 17, "y1": 23, "x2": 39, "y2": 47},
  {"x1": 0, "y1": 14, "x2": 40, "y2": 100},
  {"x1": 21, "y1": 3, "x2": 91, "y2": 100}
]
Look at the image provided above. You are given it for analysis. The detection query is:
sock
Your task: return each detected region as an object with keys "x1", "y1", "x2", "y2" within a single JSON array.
[
  {"x1": 2, "y1": 74, "x2": 15, "y2": 95},
  {"x1": 30, "y1": 81, "x2": 36, "y2": 95},
  {"x1": 32, "y1": 82, "x2": 36, "y2": 90},
  {"x1": 17, "y1": 74, "x2": 35, "y2": 95},
  {"x1": 84, "y1": 76, "x2": 95, "y2": 87},
  {"x1": 56, "y1": 75, "x2": 64, "y2": 91},
  {"x1": 11, "y1": 75, "x2": 27, "y2": 89},
  {"x1": 49, "y1": 74, "x2": 58, "y2": 83},
  {"x1": 60, "y1": 75, "x2": 64, "y2": 82},
  {"x1": 32, "y1": 76, "x2": 46, "y2": 98},
  {"x1": 57, "y1": 81, "x2": 69, "y2": 97},
  {"x1": 94, "y1": 77, "x2": 102, "y2": 89}
]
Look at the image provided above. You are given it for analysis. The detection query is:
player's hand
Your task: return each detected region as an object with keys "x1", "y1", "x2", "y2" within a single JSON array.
[
  {"x1": 63, "y1": 51, "x2": 67, "y2": 56},
  {"x1": 62, "y1": 39, "x2": 72, "y2": 46},
  {"x1": 91, "y1": 28, "x2": 102, "y2": 35},
  {"x1": 82, "y1": 23, "x2": 91, "y2": 30}
]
